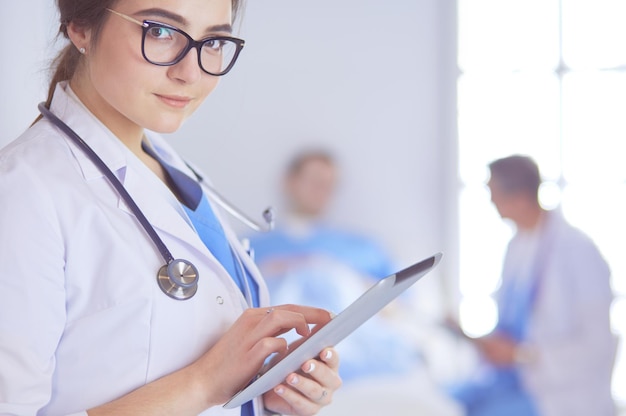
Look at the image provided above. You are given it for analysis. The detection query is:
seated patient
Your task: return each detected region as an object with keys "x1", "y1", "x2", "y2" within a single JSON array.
[{"x1": 251, "y1": 149, "x2": 420, "y2": 381}]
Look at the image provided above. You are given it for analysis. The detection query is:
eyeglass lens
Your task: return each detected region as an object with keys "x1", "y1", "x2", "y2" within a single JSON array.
[{"x1": 143, "y1": 24, "x2": 239, "y2": 75}]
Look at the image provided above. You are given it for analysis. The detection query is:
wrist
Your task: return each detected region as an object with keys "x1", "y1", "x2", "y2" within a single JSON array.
[{"x1": 184, "y1": 361, "x2": 222, "y2": 410}]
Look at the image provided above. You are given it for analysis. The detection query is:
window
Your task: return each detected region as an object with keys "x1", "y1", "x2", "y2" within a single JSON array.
[{"x1": 457, "y1": 0, "x2": 626, "y2": 402}]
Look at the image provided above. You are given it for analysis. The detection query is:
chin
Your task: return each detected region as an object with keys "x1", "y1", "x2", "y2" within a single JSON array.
[
  {"x1": 154, "y1": 125, "x2": 182, "y2": 134},
  {"x1": 147, "y1": 117, "x2": 187, "y2": 134}
]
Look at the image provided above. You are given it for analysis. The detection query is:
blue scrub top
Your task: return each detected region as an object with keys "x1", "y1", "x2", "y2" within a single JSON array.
[{"x1": 183, "y1": 194, "x2": 260, "y2": 307}]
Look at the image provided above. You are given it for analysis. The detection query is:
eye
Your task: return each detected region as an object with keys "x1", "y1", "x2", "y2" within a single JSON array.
[
  {"x1": 203, "y1": 39, "x2": 225, "y2": 52},
  {"x1": 147, "y1": 25, "x2": 175, "y2": 40}
]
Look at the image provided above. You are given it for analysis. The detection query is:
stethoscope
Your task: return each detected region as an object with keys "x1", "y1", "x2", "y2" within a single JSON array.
[{"x1": 38, "y1": 103, "x2": 274, "y2": 301}]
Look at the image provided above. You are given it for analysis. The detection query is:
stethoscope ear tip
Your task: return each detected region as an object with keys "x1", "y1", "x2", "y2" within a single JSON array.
[
  {"x1": 263, "y1": 207, "x2": 276, "y2": 224},
  {"x1": 262, "y1": 207, "x2": 275, "y2": 231}
]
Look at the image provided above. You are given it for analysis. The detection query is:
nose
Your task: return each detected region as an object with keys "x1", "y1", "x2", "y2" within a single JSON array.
[{"x1": 167, "y1": 46, "x2": 202, "y2": 84}]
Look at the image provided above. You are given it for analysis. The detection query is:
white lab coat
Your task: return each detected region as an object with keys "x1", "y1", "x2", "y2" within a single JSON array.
[
  {"x1": 0, "y1": 82, "x2": 269, "y2": 415},
  {"x1": 506, "y1": 211, "x2": 617, "y2": 416}
]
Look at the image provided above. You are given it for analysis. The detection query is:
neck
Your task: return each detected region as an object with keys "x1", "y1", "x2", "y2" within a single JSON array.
[
  {"x1": 69, "y1": 77, "x2": 144, "y2": 157},
  {"x1": 515, "y1": 205, "x2": 544, "y2": 231},
  {"x1": 291, "y1": 206, "x2": 326, "y2": 221},
  {"x1": 283, "y1": 212, "x2": 318, "y2": 238}
]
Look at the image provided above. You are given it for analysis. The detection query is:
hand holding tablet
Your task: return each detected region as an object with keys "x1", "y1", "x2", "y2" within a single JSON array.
[{"x1": 224, "y1": 252, "x2": 442, "y2": 409}]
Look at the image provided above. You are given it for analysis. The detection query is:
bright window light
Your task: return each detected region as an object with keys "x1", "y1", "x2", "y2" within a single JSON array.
[{"x1": 458, "y1": 0, "x2": 626, "y2": 403}]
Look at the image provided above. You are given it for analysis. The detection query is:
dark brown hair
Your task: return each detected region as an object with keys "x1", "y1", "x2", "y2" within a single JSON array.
[
  {"x1": 488, "y1": 155, "x2": 542, "y2": 201},
  {"x1": 286, "y1": 149, "x2": 336, "y2": 177},
  {"x1": 40, "y1": 0, "x2": 244, "y2": 112}
]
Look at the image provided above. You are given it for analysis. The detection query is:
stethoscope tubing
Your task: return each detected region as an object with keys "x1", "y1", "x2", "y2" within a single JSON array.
[
  {"x1": 38, "y1": 103, "x2": 176, "y2": 265},
  {"x1": 184, "y1": 163, "x2": 274, "y2": 233}
]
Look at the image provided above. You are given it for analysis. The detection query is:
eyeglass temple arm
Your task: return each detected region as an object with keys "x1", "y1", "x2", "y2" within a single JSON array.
[{"x1": 106, "y1": 8, "x2": 148, "y2": 28}]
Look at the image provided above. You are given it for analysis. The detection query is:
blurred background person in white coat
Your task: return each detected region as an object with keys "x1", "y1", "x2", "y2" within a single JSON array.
[{"x1": 448, "y1": 155, "x2": 616, "y2": 416}]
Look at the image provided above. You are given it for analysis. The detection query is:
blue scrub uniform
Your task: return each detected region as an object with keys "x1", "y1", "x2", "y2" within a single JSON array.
[{"x1": 448, "y1": 269, "x2": 540, "y2": 416}]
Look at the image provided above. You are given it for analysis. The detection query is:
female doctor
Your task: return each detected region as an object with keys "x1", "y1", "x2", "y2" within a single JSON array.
[{"x1": 0, "y1": 0, "x2": 341, "y2": 415}]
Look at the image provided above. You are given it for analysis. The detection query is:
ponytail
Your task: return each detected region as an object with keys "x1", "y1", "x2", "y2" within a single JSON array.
[
  {"x1": 46, "y1": 46, "x2": 81, "y2": 108},
  {"x1": 32, "y1": 22, "x2": 82, "y2": 125}
]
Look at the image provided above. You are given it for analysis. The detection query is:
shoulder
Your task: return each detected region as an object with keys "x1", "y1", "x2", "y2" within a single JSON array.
[
  {"x1": 1, "y1": 120, "x2": 75, "y2": 175},
  {"x1": 546, "y1": 211, "x2": 610, "y2": 277},
  {"x1": 549, "y1": 211, "x2": 599, "y2": 252},
  {"x1": 317, "y1": 225, "x2": 395, "y2": 276},
  {"x1": 319, "y1": 225, "x2": 384, "y2": 250},
  {"x1": 0, "y1": 121, "x2": 82, "y2": 229},
  {"x1": 249, "y1": 229, "x2": 292, "y2": 251}
]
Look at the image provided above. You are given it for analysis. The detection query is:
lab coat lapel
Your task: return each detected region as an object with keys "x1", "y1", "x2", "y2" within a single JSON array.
[
  {"x1": 119, "y1": 161, "x2": 204, "y2": 254},
  {"x1": 228, "y1": 228, "x2": 270, "y2": 307},
  {"x1": 217, "y1": 202, "x2": 270, "y2": 307}
]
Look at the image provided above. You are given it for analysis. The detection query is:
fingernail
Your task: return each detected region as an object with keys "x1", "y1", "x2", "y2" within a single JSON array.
[
  {"x1": 305, "y1": 361, "x2": 316, "y2": 373},
  {"x1": 323, "y1": 350, "x2": 333, "y2": 360},
  {"x1": 289, "y1": 375, "x2": 300, "y2": 385},
  {"x1": 329, "y1": 311, "x2": 337, "y2": 319},
  {"x1": 275, "y1": 386, "x2": 285, "y2": 395}
]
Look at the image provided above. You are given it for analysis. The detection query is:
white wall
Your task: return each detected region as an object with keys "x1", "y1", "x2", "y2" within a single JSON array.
[
  {"x1": 0, "y1": 1, "x2": 59, "y2": 142},
  {"x1": 170, "y1": 0, "x2": 455, "y2": 266},
  {"x1": 0, "y1": 1, "x2": 458, "y2": 303}
]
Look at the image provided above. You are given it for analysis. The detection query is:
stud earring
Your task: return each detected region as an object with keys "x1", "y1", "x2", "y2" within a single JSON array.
[{"x1": 79, "y1": 47, "x2": 86, "y2": 54}]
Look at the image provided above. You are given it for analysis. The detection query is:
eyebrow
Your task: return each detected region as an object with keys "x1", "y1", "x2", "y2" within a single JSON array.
[{"x1": 134, "y1": 8, "x2": 233, "y2": 34}]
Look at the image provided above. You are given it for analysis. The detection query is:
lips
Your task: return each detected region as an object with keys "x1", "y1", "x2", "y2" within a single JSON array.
[{"x1": 155, "y1": 94, "x2": 193, "y2": 109}]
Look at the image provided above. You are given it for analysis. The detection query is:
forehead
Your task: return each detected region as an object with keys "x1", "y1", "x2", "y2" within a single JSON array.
[
  {"x1": 115, "y1": 0, "x2": 233, "y2": 31},
  {"x1": 299, "y1": 158, "x2": 335, "y2": 175}
]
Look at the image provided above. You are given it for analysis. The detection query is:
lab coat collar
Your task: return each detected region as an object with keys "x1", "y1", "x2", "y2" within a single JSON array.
[{"x1": 48, "y1": 82, "x2": 128, "y2": 180}]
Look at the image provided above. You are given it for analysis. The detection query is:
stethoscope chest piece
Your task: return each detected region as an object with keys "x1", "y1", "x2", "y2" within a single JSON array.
[{"x1": 157, "y1": 259, "x2": 199, "y2": 300}]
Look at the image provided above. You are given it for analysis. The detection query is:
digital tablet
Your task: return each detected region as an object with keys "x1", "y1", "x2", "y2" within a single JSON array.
[{"x1": 223, "y1": 252, "x2": 442, "y2": 409}]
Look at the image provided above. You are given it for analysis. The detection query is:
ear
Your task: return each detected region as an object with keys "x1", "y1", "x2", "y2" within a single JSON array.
[{"x1": 66, "y1": 21, "x2": 93, "y2": 54}]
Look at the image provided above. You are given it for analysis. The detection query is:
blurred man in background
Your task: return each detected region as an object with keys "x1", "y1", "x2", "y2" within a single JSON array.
[
  {"x1": 448, "y1": 155, "x2": 616, "y2": 416},
  {"x1": 251, "y1": 149, "x2": 394, "y2": 292}
]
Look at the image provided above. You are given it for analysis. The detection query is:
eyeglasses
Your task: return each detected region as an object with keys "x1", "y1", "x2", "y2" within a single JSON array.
[{"x1": 106, "y1": 9, "x2": 245, "y2": 76}]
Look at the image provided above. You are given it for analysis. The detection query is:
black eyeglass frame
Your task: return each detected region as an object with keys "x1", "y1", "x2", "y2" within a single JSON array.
[
  {"x1": 105, "y1": 9, "x2": 245, "y2": 76},
  {"x1": 140, "y1": 20, "x2": 245, "y2": 76}
]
